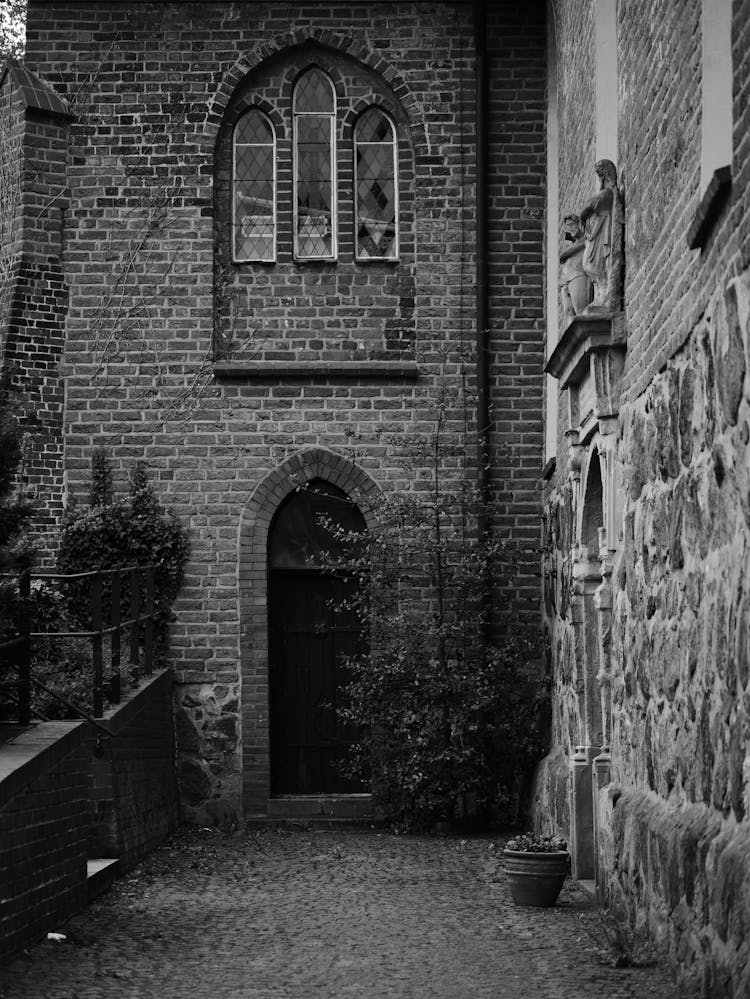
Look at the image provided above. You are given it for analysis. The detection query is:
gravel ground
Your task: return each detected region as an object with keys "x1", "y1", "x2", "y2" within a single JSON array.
[{"x1": 0, "y1": 826, "x2": 681, "y2": 999}]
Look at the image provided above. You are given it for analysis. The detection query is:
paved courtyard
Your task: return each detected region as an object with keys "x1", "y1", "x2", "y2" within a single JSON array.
[{"x1": 0, "y1": 827, "x2": 680, "y2": 999}]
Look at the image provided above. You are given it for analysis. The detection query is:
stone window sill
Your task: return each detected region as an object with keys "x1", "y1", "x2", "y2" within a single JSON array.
[
  {"x1": 686, "y1": 166, "x2": 732, "y2": 250},
  {"x1": 212, "y1": 360, "x2": 419, "y2": 381}
]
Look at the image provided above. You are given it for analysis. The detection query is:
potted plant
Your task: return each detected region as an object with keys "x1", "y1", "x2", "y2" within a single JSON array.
[{"x1": 503, "y1": 833, "x2": 570, "y2": 907}]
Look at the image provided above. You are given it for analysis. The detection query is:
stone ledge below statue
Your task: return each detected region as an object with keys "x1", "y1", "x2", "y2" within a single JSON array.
[{"x1": 545, "y1": 310, "x2": 627, "y2": 390}]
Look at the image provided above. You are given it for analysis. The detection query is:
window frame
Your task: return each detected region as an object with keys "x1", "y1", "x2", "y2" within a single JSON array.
[
  {"x1": 232, "y1": 107, "x2": 277, "y2": 264},
  {"x1": 353, "y1": 107, "x2": 400, "y2": 263},
  {"x1": 292, "y1": 68, "x2": 338, "y2": 262}
]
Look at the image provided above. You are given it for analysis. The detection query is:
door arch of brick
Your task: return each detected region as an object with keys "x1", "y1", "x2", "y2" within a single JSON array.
[{"x1": 238, "y1": 447, "x2": 382, "y2": 813}]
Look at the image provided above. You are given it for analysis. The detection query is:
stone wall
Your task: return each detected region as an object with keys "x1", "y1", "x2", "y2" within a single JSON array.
[
  {"x1": 609, "y1": 268, "x2": 750, "y2": 994},
  {"x1": 536, "y1": 0, "x2": 750, "y2": 993},
  {"x1": 23, "y1": 0, "x2": 546, "y2": 818}
]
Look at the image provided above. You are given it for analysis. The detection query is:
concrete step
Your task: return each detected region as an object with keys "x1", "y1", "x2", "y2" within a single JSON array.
[
  {"x1": 86, "y1": 858, "x2": 119, "y2": 901},
  {"x1": 266, "y1": 794, "x2": 375, "y2": 820},
  {"x1": 244, "y1": 815, "x2": 384, "y2": 831},
  {"x1": 245, "y1": 794, "x2": 382, "y2": 829}
]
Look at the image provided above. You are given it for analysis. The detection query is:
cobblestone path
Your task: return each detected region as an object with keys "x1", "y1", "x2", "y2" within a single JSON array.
[{"x1": 0, "y1": 827, "x2": 680, "y2": 999}]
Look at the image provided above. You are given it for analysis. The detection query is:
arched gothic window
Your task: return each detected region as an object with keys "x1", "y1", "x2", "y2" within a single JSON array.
[
  {"x1": 233, "y1": 109, "x2": 276, "y2": 262},
  {"x1": 293, "y1": 68, "x2": 337, "y2": 260},
  {"x1": 354, "y1": 108, "x2": 398, "y2": 261}
]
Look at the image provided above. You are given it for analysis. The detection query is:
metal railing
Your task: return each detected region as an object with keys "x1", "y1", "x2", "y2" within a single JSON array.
[{"x1": 0, "y1": 565, "x2": 157, "y2": 724}]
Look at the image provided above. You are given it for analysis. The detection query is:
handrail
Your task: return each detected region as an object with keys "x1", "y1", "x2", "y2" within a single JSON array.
[
  {"x1": 2, "y1": 679, "x2": 114, "y2": 737},
  {"x1": 0, "y1": 564, "x2": 155, "y2": 583},
  {"x1": 0, "y1": 564, "x2": 158, "y2": 723}
]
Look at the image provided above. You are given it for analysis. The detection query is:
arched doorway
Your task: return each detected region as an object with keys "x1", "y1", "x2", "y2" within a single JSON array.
[{"x1": 267, "y1": 479, "x2": 368, "y2": 795}]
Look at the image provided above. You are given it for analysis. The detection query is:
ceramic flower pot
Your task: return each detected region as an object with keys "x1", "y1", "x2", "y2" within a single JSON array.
[{"x1": 503, "y1": 849, "x2": 570, "y2": 907}]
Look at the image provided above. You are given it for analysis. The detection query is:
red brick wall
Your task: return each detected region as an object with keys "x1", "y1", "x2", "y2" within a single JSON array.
[
  {"x1": 23, "y1": 1, "x2": 547, "y2": 813},
  {"x1": 0, "y1": 75, "x2": 24, "y2": 339},
  {"x1": 555, "y1": 0, "x2": 595, "y2": 223},
  {"x1": 617, "y1": 0, "x2": 703, "y2": 402},
  {"x1": 89, "y1": 669, "x2": 179, "y2": 871},
  {"x1": 487, "y1": 1, "x2": 547, "y2": 622},
  {"x1": 0, "y1": 77, "x2": 70, "y2": 555},
  {"x1": 734, "y1": 0, "x2": 750, "y2": 274},
  {"x1": 213, "y1": 49, "x2": 419, "y2": 361},
  {"x1": 0, "y1": 724, "x2": 89, "y2": 959}
]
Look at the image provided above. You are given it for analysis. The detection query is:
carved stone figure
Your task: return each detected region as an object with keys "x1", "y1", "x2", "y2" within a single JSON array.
[
  {"x1": 580, "y1": 159, "x2": 621, "y2": 311},
  {"x1": 559, "y1": 213, "x2": 591, "y2": 325}
]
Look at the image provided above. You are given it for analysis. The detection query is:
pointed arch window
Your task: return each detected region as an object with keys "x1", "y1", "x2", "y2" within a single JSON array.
[
  {"x1": 293, "y1": 68, "x2": 336, "y2": 260},
  {"x1": 354, "y1": 108, "x2": 398, "y2": 260},
  {"x1": 233, "y1": 109, "x2": 276, "y2": 262}
]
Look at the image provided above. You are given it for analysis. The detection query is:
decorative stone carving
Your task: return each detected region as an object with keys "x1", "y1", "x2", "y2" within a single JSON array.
[
  {"x1": 559, "y1": 213, "x2": 591, "y2": 325},
  {"x1": 579, "y1": 159, "x2": 624, "y2": 313}
]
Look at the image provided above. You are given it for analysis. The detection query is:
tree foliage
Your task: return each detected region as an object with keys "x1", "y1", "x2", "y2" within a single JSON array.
[
  {"x1": 312, "y1": 381, "x2": 548, "y2": 832},
  {"x1": 0, "y1": 379, "x2": 33, "y2": 641},
  {"x1": 0, "y1": 381, "x2": 31, "y2": 564},
  {"x1": 0, "y1": 0, "x2": 26, "y2": 60}
]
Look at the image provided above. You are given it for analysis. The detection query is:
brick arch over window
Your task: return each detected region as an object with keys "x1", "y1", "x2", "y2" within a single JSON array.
[
  {"x1": 238, "y1": 447, "x2": 382, "y2": 811},
  {"x1": 206, "y1": 30, "x2": 428, "y2": 156},
  {"x1": 212, "y1": 38, "x2": 421, "y2": 362}
]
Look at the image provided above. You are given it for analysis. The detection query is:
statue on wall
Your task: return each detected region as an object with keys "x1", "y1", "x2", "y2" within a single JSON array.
[
  {"x1": 559, "y1": 213, "x2": 591, "y2": 326},
  {"x1": 579, "y1": 159, "x2": 623, "y2": 312}
]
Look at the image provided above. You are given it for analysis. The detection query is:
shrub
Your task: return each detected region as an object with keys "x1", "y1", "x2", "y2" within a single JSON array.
[
  {"x1": 314, "y1": 482, "x2": 548, "y2": 833},
  {"x1": 25, "y1": 578, "x2": 94, "y2": 719},
  {"x1": 57, "y1": 450, "x2": 190, "y2": 661}
]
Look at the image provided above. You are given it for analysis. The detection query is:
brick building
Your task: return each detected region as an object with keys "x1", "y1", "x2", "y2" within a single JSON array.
[
  {"x1": 0, "y1": 0, "x2": 546, "y2": 819},
  {"x1": 1, "y1": 0, "x2": 749, "y2": 991}
]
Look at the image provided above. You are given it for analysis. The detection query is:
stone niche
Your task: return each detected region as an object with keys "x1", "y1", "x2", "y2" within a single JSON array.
[{"x1": 545, "y1": 159, "x2": 626, "y2": 884}]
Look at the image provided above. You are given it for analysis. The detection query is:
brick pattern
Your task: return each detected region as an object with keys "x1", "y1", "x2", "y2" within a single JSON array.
[
  {"x1": 0, "y1": 734, "x2": 89, "y2": 959},
  {"x1": 613, "y1": 0, "x2": 750, "y2": 402},
  {"x1": 550, "y1": 0, "x2": 594, "y2": 472},
  {"x1": 0, "y1": 76, "x2": 24, "y2": 335},
  {"x1": 486, "y1": 1, "x2": 546, "y2": 625},
  {"x1": 237, "y1": 446, "x2": 383, "y2": 812},
  {"x1": 735, "y1": 0, "x2": 750, "y2": 275},
  {"x1": 22, "y1": 0, "x2": 548, "y2": 813},
  {"x1": 90, "y1": 670, "x2": 179, "y2": 871},
  {"x1": 213, "y1": 48, "x2": 419, "y2": 362},
  {"x1": 0, "y1": 74, "x2": 71, "y2": 556},
  {"x1": 617, "y1": 0, "x2": 704, "y2": 402},
  {"x1": 555, "y1": 0, "x2": 595, "y2": 226}
]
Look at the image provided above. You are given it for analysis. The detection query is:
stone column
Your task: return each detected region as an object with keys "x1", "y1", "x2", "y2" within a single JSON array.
[{"x1": 569, "y1": 548, "x2": 601, "y2": 881}]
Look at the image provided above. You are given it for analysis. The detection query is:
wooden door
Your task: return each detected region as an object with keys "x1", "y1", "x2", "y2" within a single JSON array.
[{"x1": 268, "y1": 481, "x2": 367, "y2": 795}]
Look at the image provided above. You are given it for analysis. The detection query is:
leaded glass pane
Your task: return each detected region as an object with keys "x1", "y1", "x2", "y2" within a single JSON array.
[
  {"x1": 294, "y1": 69, "x2": 336, "y2": 259},
  {"x1": 234, "y1": 110, "x2": 275, "y2": 261},
  {"x1": 356, "y1": 107, "x2": 393, "y2": 143},
  {"x1": 297, "y1": 116, "x2": 330, "y2": 145},
  {"x1": 354, "y1": 110, "x2": 397, "y2": 260},
  {"x1": 293, "y1": 68, "x2": 335, "y2": 113},
  {"x1": 235, "y1": 111, "x2": 273, "y2": 145}
]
